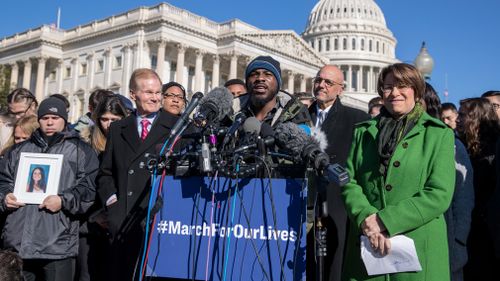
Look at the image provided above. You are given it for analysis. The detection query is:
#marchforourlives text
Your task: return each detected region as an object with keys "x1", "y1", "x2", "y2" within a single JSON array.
[{"x1": 157, "y1": 220, "x2": 298, "y2": 242}]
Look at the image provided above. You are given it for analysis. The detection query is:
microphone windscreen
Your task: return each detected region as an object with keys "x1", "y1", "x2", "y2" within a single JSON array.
[
  {"x1": 242, "y1": 117, "x2": 261, "y2": 135},
  {"x1": 260, "y1": 122, "x2": 274, "y2": 139},
  {"x1": 199, "y1": 87, "x2": 233, "y2": 122},
  {"x1": 274, "y1": 122, "x2": 310, "y2": 158}
]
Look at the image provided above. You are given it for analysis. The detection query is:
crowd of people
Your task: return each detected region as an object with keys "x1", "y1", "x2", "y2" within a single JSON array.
[{"x1": 0, "y1": 55, "x2": 497, "y2": 281}]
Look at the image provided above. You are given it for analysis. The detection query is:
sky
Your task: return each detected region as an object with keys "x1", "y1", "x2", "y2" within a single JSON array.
[{"x1": 2, "y1": 0, "x2": 499, "y2": 106}]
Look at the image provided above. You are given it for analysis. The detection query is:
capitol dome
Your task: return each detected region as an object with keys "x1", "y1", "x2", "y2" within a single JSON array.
[{"x1": 302, "y1": 0, "x2": 399, "y2": 110}]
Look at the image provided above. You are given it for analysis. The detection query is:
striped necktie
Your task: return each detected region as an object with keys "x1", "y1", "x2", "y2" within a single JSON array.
[{"x1": 140, "y1": 119, "x2": 150, "y2": 140}]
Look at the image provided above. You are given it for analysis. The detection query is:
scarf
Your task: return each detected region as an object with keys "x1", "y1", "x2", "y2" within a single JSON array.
[{"x1": 377, "y1": 102, "x2": 424, "y2": 176}]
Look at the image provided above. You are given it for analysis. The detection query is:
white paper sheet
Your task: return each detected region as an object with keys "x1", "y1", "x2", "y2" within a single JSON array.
[{"x1": 360, "y1": 235, "x2": 422, "y2": 275}]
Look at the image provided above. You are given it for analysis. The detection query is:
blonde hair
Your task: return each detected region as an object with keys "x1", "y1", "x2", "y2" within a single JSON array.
[{"x1": 2, "y1": 115, "x2": 39, "y2": 154}]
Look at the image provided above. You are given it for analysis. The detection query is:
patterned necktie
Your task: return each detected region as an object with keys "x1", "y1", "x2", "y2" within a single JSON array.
[
  {"x1": 317, "y1": 111, "x2": 327, "y2": 128},
  {"x1": 140, "y1": 119, "x2": 150, "y2": 140}
]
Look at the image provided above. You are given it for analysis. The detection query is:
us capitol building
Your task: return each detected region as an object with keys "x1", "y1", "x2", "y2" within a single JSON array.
[{"x1": 0, "y1": 0, "x2": 398, "y2": 122}]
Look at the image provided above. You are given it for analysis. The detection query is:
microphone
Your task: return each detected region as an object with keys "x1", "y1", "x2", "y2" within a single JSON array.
[
  {"x1": 222, "y1": 111, "x2": 247, "y2": 146},
  {"x1": 194, "y1": 87, "x2": 233, "y2": 128},
  {"x1": 234, "y1": 118, "x2": 274, "y2": 154},
  {"x1": 274, "y1": 122, "x2": 349, "y2": 186},
  {"x1": 170, "y1": 91, "x2": 203, "y2": 137}
]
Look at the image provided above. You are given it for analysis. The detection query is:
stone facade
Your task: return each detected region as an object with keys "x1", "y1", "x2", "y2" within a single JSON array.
[{"x1": 0, "y1": 3, "x2": 327, "y2": 122}]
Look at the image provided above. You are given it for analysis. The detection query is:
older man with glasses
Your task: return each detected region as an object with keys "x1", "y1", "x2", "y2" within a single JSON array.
[
  {"x1": 7, "y1": 88, "x2": 38, "y2": 120},
  {"x1": 307, "y1": 65, "x2": 369, "y2": 281}
]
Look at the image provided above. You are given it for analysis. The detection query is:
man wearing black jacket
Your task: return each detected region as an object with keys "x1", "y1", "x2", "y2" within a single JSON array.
[
  {"x1": 307, "y1": 65, "x2": 369, "y2": 281},
  {"x1": 96, "y1": 68, "x2": 190, "y2": 281},
  {"x1": 0, "y1": 97, "x2": 99, "y2": 281}
]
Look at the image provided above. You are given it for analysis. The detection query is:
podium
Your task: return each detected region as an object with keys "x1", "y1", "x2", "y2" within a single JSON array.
[{"x1": 146, "y1": 176, "x2": 307, "y2": 280}]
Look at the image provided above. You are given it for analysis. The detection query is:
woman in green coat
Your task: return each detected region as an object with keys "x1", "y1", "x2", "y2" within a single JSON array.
[{"x1": 341, "y1": 63, "x2": 456, "y2": 281}]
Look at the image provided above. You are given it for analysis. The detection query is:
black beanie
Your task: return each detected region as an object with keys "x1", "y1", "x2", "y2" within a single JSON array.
[{"x1": 38, "y1": 97, "x2": 68, "y2": 122}]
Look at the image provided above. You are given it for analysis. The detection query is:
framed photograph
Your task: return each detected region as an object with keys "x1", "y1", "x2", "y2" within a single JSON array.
[{"x1": 13, "y1": 152, "x2": 64, "y2": 204}]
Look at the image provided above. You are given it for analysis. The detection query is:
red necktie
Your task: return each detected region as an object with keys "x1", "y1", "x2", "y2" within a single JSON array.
[{"x1": 140, "y1": 119, "x2": 150, "y2": 140}]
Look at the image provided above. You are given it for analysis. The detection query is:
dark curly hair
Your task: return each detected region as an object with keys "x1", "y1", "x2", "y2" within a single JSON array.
[{"x1": 457, "y1": 98, "x2": 499, "y2": 157}]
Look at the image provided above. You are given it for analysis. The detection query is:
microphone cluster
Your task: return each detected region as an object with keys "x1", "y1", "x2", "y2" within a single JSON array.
[{"x1": 150, "y1": 86, "x2": 349, "y2": 185}]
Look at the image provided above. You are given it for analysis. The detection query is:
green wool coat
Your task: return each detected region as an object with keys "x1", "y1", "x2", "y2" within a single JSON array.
[{"x1": 341, "y1": 112, "x2": 456, "y2": 281}]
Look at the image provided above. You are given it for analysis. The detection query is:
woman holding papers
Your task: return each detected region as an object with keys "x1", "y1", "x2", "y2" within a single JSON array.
[{"x1": 341, "y1": 63, "x2": 455, "y2": 281}]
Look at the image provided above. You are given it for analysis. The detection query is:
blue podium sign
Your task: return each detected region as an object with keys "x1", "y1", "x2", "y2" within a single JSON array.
[{"x1": 146, "y1": 176, "x2": 307, "y2": 280}]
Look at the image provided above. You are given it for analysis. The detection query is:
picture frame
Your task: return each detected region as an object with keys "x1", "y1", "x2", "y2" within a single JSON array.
[{"x1": 13, "y1": 152, "x2": 64, "y2": 204}]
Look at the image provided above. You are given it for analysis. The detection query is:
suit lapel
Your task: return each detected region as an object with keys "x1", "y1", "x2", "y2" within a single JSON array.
[
  {"x1": 120, "y1": 116, "x2": 140, "y2": 154},
  {"x1": 135, "y1": 111, "x2": 177, "y2": 158},
  {"x1": 321, "y1": 99, "x2": 340, "y2": 132},
  {"x1": 309, "y1": 101, "x2": 318, "y2": 124}
]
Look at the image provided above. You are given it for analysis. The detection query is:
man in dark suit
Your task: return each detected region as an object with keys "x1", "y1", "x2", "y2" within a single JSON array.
[
  {"x1": 307, "y1": 65, "x2": 369, "y2": 281},
  {"x1": 96, "y1": 68, "x2": 182, "y2": 281}
]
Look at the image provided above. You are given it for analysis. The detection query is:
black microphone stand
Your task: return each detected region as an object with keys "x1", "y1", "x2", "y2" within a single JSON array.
[{"x1": 315, "y1": 190, "x2": 328, "y2": 281}]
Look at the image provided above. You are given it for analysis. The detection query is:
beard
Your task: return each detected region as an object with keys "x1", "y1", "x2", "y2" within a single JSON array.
[{"x1": 250, "y1": 91, "x2": 277, "y2": 109}]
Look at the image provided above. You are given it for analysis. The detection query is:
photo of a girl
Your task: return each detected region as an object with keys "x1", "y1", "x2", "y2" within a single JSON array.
[{"x1": 26, "y1": 165, "x2": 48, "y2": 193}]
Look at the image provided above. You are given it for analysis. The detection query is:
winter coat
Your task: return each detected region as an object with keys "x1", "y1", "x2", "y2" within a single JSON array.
[
  {"x1": 444, "y1": 138, "x2": 474, "y2": 279},
  {"x1": 342, "y1": 112, "x2": 456, "y2": 281},
  {"x1": 0, "y1": 129, "x2": 99, "y2": 259}
]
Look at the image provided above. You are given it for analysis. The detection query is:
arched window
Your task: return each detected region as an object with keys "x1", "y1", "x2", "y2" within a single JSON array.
[
  {"x1": 334, "y1": 38, "x2": 339, "y2": 50},
  {"x1": 318, "y1": 40, "x2": 322, "y2": 52},
  {"x1": 326, "y1": 39, "x2": 330, "y2": 51},
  {"x1": 376, "y1": 41, "x2": 380, "y2": 53},
  {"x1": 361, "y1": 39, "x2": 365, "y2": 51},
  {"x1": 369, "y1": 40, "x2": 373, "y2": 51},
  {"x1": 382, "y1": 43, "x2": 385, "y2": 54},
  {"x1": 343, "y1": 38, "x2": 347, "y2": 50},
  {"x1": 352, "y1": 38, "x2": 356, "y2": 50}
]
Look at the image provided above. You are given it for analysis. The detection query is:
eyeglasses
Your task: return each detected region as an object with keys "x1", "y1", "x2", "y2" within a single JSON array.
[
  {"x1": 163, "y1": 93, "x2": 185, "y2": 101},
  {"x1": 380, "y1": 84, "x2": 412, "y2": 94},
  {"x1": 492, "y1": 103, "x2": 500, "y2": 110},
  {"x1": 8, "y1": 100, "x2": 35, "y2": 118},
  {"x1": 313, "y1": 77, "x2": 343, "y2": 88}
]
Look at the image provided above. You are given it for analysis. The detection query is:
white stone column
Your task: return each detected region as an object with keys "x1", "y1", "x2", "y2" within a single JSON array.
[
  {"x1": 86, "y1": 53, "x2": 95, "y2": 92},
  {"x1": 194, "y1": 49, "x2": 204, "y2": 92},
  {"x1": 156, "y1": 40, "x2": 166, "y2": 80},
  {"x1": 71, "y1": 58, "x2": 79, "y2": 93},
  {"x1": 229, "y1": 53, "x2": 238, "y2": 79},
  {"x1": 136, "y1": 29, "x2": 145, "y2": 68},
  {"x1": 347, "y1": 65, "x2": 352, "y2": 92},
  {"x1": 175, "y1": 44, "x2": 186, "y2": 86},
  {"x1": 68, "y1": 58, "x2": 77, "y2": 120},
  {"x1": 287, "y1": 71, "x2": 295, "y2": 93},
  {"x1": 22, "y1": 59, "x2": 32, "y2": 90},
  {"x1": 10, "y1": 62, "x2": 19, "y2": 90},
  {"x1": 299, "y1": 74, "x2": 306, "y2": 92},
  {"x1": 35, "y1": 56, "x2": 47, "y2": 101},
  {"x1": 132, "y1": 43, "x2": 140, "y2": 70},
  {"x1": 104, "y1": 47, "x2": 112, "y2": 88},
  {"x1": 121, "y1": 45, "x2": 132, "y2": 97},
  {"x1": 368, "y1": 66, "x2": 376, "y2": 93},
  {"x1": 56, "y1": 59, "x2": 64, "y2": 93},
  {"x1": 212, "y1": 54, "x2": 220, "y2": 88},
  {"x1": 357, "y1": 66, "x2": 362, "y2": 92}
]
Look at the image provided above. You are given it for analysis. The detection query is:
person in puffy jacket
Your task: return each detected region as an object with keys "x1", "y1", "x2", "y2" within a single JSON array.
[{"x1": 0, "y1": 97, "x2": 99, "y2": 281}]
